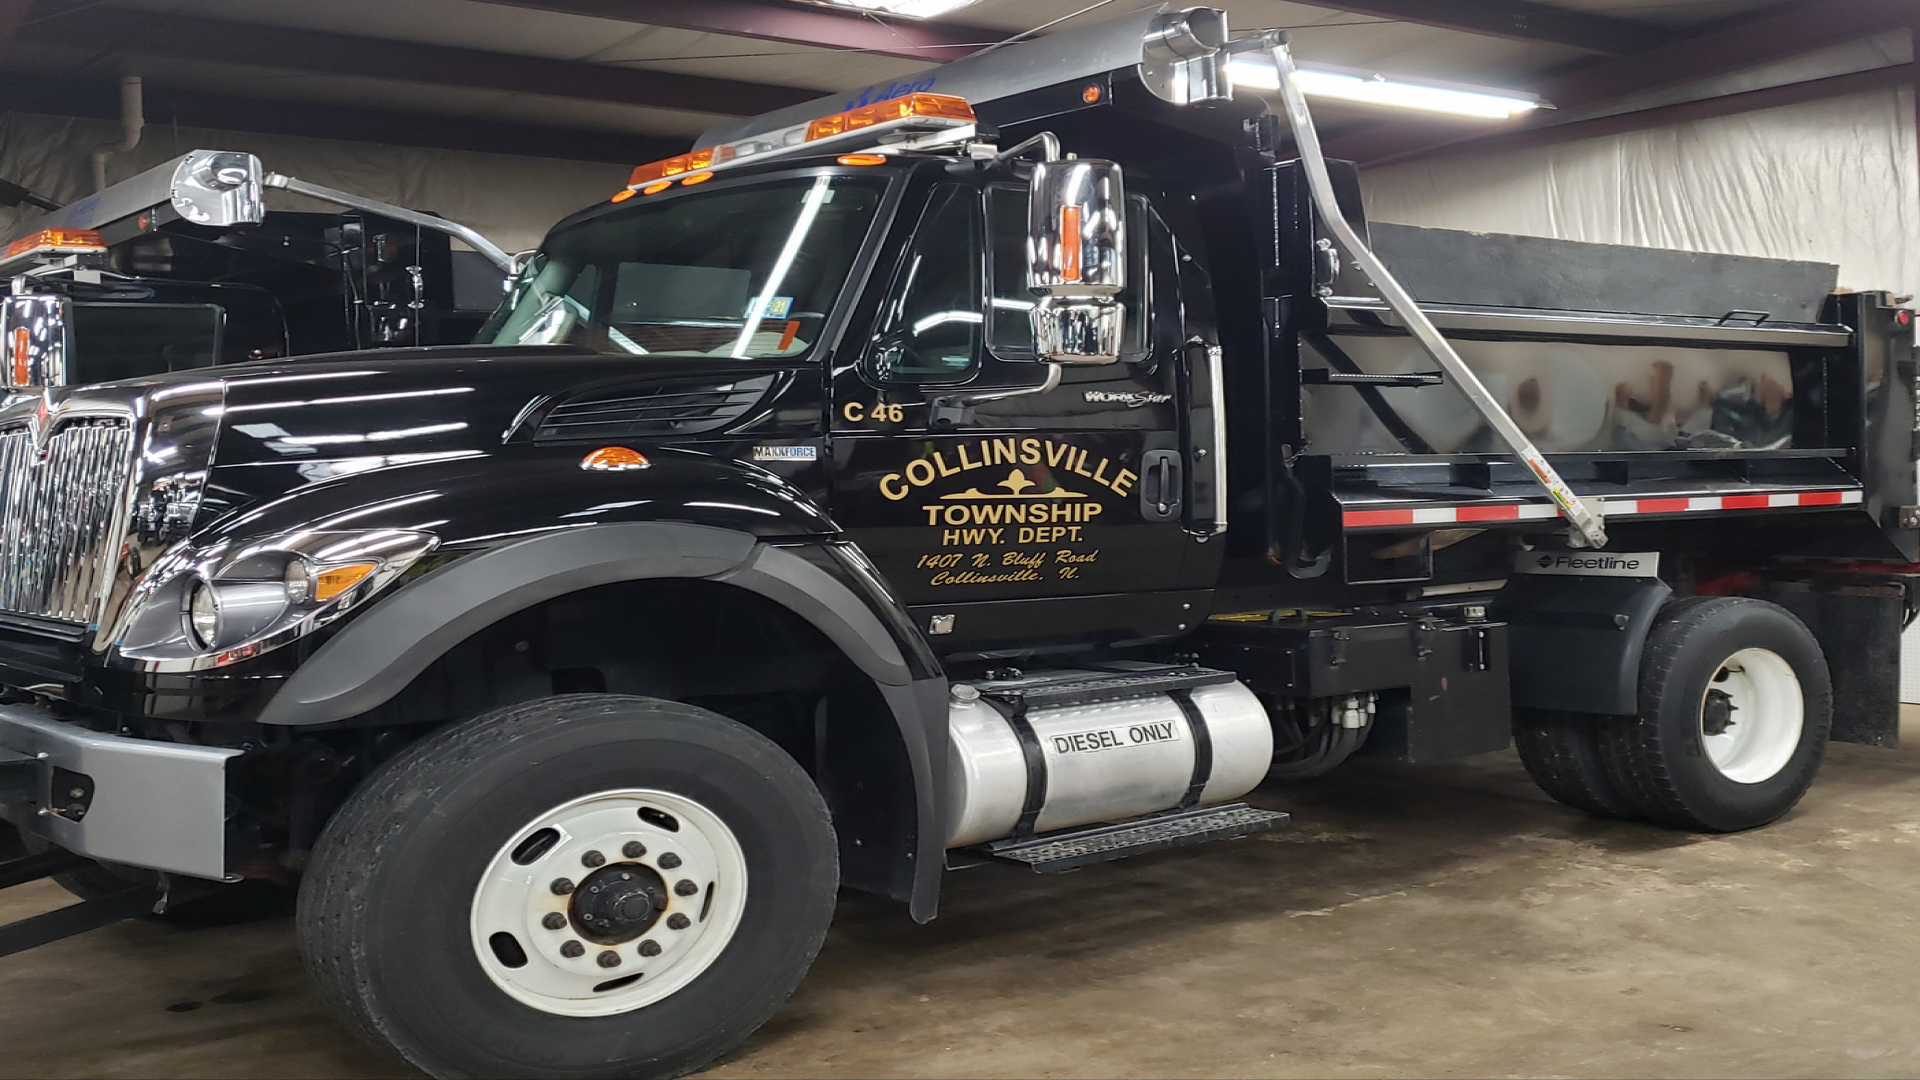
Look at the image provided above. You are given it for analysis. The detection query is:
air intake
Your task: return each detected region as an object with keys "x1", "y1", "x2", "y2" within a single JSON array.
[{"x1": 533, "y1": 375, "x2": 777, "y2": 442}]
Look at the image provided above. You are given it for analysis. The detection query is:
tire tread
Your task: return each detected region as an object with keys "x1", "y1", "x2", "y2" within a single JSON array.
[
  {"x1": 1599, "y1": 596, "x2": 1830, "y2": 832},
  {"x1": 298, "y1": 694, "x2": 836, "y2": 1079}
]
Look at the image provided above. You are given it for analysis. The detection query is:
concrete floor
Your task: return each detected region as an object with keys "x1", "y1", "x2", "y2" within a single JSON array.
[{"x1": 7, "y1": 716, "x2": 1920, "y2": 1079}]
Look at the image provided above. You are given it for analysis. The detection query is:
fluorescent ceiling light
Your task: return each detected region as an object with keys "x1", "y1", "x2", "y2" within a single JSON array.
[
  {"x1": 1227, "y1": 57, "x2": 1544, "y2": 119},
  {"x1": 810, "y1": 0, "x2": 985, "y2": 19}
]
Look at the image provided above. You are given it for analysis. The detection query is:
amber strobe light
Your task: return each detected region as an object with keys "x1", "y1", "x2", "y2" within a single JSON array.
[
  {"x1": 5, "y1": 228, "x2": 106, "y2": 259},
  {"x1": 624, "y1": 93, "x2": 975, "y2": 191}
]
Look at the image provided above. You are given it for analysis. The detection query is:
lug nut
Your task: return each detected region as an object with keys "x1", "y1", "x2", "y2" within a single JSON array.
[
  {"x1": 550, "y1": 878, "x2": 575, "y2": 895},
  {"x1": 638, "y1": 939, "x2": 662, "y2": 957},
  {"x1": 658, "y1": 852, "x2": 682, "y2": 869},
  {"x1": 582, "y1": 849, "x2": 606, "y2": 868},
  {"x1": 560, "y1": 940, "x2": 584, "y2": 958},
  {"x1": 667, "y1": 913, "x2": 690, "y2": 930},
  {"x1": 622, "y1": 841, "x2": 646, "y2": 859},
  {"x1": 674, "y1": 879, "x2": 699, "y2": 897},
  {"x1": 597, "y1": 950, "x2": 621, "y2": 968},
  {"x1": 542, "y1": 912, "x2": 567, "y2": 930}
]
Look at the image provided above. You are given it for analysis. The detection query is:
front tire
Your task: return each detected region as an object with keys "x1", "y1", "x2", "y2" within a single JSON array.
[
  {"x1": 299, "y1": 695, "x2": 838, "y2": 1079},
  {"x1": 1599, "y1": 597, "x2": 1832, "y2": 832}
]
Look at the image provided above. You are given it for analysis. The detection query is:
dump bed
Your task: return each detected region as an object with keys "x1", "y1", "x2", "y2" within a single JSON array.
[{"x1": 1256, "y1": 163, "x2": 1917, "y2": 578}]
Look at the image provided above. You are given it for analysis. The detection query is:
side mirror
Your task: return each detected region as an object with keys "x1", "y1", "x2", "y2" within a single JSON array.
[
  {"x1": 1027, "y1": 158, "x2": 1126, "y2": 365},
  {"x1": 1, "y1": 294, "x2": 69, "y2": 389}
]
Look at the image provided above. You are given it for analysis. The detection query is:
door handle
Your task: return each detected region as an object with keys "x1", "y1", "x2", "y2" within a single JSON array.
[{"x1": 1141, "y1": 449, "x2": 1182, "y2": 522}]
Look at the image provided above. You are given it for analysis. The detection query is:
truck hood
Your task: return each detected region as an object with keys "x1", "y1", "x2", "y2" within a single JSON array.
[{"x1": 198, "y1": 344, "x2": 798, "y2": 519}]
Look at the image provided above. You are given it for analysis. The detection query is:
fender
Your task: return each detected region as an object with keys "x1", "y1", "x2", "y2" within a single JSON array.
[
  {"x1": 1491, "y1": 570, "x2": 1671, "y2": 715},
  {"x1": 256, "y1": 521, "x2": 951, "y2": 920}
]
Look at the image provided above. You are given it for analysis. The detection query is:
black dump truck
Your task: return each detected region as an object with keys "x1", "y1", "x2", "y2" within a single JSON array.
[
  {"x1": 0, "y1": 149, "x2": 510, "y2": 394},
  {"x1": 2, "y1": 7, "x2": 1916, "y2": 1077}
]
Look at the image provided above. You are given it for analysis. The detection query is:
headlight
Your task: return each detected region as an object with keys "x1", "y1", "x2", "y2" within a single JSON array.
[
  {"x1": 115, "y1": 529, "x2": 438, "y2": 671},
  {"x1": 186, "y1": 580, "x2": 220, "y2": 648}
]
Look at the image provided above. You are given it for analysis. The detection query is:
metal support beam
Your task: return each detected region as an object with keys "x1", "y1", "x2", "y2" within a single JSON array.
[
  {"x1": 470, "y1": 0, "x2": 998, "y2": 62},
  {"x1": 1281, "y1": 0, "x2": 1673, "y2": 57},
  {"x1": 1323, "y1": 0, "x2": 1920, "y2": 166},
  {"x1": 18, "y1": 2, "x2": 818, "y2": 117},
  {"x1": 0, "y1": 73, "x2": 683, "y2": 164}
]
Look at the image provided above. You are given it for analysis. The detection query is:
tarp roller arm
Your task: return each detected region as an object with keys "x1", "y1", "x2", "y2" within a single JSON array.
[
  {"x1": 263, "y1": 173, "x2": 514, "y2": 274},
  {"x1": 1247, "y1": 32, "x2": 1608, "y2": 550}
]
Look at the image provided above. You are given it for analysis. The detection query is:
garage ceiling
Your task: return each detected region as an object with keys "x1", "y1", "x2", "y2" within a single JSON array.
[{"x1": 0, "y1": 0, "x2": 1910, "y2": 167}]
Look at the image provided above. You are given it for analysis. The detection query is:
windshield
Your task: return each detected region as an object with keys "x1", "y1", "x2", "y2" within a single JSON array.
[{"x1": 478, "y1": 174, "x2": 886, "y2": 359}]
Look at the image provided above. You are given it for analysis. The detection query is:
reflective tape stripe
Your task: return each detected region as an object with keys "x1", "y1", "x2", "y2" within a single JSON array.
[{"x1": 1343, "y1": 489, "x2": 1862, "y2": 528}]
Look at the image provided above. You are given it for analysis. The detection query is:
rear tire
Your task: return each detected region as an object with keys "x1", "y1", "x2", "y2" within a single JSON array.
[
  {"x1": 1599, "y1": 596, "x2": 1831, "y2": 832},
  {"x1": 1513, "y1": 708, "x2": 1639, "y2": 819},
  {"x1": 298, "y1": 694, "x2": 838, "y2": 1079}
]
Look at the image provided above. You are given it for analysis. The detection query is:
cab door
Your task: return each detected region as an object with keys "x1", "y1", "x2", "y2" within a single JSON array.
[{"x1": 827, "y1": 178, "x2": 1215, "y2": 650}]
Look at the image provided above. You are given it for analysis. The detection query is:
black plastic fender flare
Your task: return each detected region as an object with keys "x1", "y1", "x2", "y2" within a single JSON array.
[
  {"x1": 257, "y1": 521, "x2": 949, "y2": 920},
  {"x1": 1493, "y1": 571, "x2": 1672, "y2": 715}
]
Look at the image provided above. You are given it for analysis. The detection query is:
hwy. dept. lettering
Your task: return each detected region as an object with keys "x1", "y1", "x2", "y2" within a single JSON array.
[{"x1": 1049, "y1": 721, "x2": 1184, "y2": 755}]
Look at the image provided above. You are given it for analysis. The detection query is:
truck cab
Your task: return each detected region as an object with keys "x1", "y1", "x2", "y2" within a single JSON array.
[{"x1": 0, "y1": 7, "x2": 1914, "y2": 1078}]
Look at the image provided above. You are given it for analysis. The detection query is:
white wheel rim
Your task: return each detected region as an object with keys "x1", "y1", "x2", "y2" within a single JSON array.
[
  {"x1": 469, "y1": 789, "x2": 749, "y2": 1017},
  {"x1": 1699, "y1": 647, "x2": 1803, "y2": 784}
]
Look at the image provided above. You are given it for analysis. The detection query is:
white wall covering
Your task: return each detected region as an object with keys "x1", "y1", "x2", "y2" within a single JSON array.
[
  {"x1": 0, "y1": 112, "x2": 631, "y2": 254},
  {"x1": 1359, "y1": 88, "x2": 1920, "y2": 310},
  {"x1": 1361, "y1": 84, "x2": 1920, "y2": 699}
]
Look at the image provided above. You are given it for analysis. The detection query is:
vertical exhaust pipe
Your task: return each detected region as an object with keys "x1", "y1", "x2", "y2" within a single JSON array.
[{"x1": 89, "y1": 75, "x2": 144, "y2": 192}]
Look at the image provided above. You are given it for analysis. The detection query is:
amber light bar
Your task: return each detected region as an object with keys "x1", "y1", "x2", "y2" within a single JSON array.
[
  {"x1": 3, "y1": 228, "x2": 107, "y2": 260},
  {"x1": 625, "y1": 93, "x2": 976, "y2": 192}
]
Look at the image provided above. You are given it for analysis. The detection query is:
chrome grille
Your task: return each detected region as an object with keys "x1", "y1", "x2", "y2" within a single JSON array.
[{"x1": 0, "y1": 418, "x2": 136, "y2": 625}]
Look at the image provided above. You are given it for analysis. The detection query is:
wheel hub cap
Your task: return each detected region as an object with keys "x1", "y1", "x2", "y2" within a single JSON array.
[
  {"x1": 469, "y1": 789, "x2": 749, "y2": 1017},
  {"x1": 1699, "y1": 647, "x2": 1803, "y2": 784},
  {"x1": 571, "y1": 865, "x2": 668, "y2": 943}
]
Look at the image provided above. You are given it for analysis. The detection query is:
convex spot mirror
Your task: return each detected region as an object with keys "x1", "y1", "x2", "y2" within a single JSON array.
[{"x1": 1027, "y1": 158, "x2": 1126, "y2": 365}]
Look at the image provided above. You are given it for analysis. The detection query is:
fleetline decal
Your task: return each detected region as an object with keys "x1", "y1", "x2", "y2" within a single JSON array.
[{"x1": 883, "y1": 436, "x2": 1136, "y2": 588}]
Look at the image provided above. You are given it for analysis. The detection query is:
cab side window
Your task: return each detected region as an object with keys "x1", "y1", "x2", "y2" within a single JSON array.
[{"x1": 864, "y1": 184, "x2": 982, "y2": 386}]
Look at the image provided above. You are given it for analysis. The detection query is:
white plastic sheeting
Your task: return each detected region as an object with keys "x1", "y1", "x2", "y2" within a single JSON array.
[
  {"x1": 1359, "y1": 87, "x2": 1920, "y2": 310},
  {"x1": 0, "y1": 111, "x2": 630, "y2": 254},
  {"x1": 1361, "y1": 84, "x2": 1920, "y2": 699}
]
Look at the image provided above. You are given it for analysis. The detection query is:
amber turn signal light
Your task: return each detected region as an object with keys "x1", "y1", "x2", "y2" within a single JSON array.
[
  {"x1": 581, "y1": 446, "x2": 650, "y2": 472},
  {"x1": 313, "y1": 563, "x2": 378, "y2": 603}
]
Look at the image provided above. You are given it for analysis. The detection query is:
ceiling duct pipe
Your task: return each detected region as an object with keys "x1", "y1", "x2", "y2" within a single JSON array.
[{"x1": 90, "y1": 75, "x2": 144, "y2": 193}]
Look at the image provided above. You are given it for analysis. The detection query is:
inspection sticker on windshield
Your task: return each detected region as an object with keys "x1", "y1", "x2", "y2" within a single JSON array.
[
  {"x1": 745, "y1": 296, "x2": 793, "y2": 318},
  {"x1": 753, "y1": 445, "x2": 817, "y2": 462}
]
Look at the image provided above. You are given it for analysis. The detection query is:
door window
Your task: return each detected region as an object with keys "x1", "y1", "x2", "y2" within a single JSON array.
[{"x1": 863, "y1": 184, "x2": 982, "y2": 386}]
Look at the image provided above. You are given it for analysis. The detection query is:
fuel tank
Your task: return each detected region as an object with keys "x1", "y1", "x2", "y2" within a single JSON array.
[{"x1": 944, "y1": 668, "x2": 1272, "y2": 847}]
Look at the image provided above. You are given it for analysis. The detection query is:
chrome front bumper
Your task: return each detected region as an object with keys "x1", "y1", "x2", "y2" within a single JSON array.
[{"x1": 0, "y1": 705, "x2": 237, "y2": 880}]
